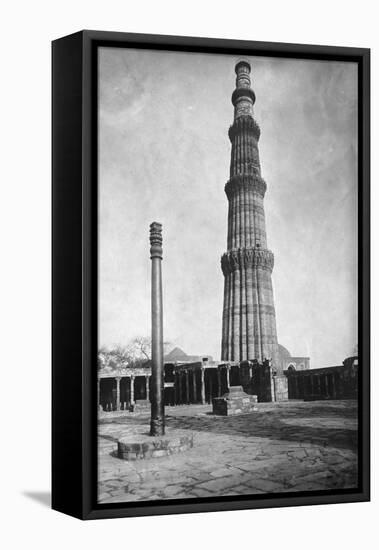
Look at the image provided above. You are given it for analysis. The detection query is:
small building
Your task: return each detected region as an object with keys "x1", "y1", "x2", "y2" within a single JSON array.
[{"x1": 278, "y1": 344, "x2": 310, "y2": 373}]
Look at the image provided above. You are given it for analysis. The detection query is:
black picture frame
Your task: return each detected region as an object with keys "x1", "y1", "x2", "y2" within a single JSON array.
[{"x1": 52, "y1": 30, "x2": 370, "y2": 520}]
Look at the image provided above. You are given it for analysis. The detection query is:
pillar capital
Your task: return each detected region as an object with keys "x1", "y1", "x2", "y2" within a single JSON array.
[{"x1": 150, "y1": 222, "x2": 163, "y2": 259}]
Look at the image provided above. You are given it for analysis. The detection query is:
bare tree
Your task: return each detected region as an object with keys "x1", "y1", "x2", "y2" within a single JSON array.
[
  {"x1": 130, "y1": 336, "x2": 151, "y2": 360},
  {"x1": 128, "y1": 336, "x2": 171, "y2": 363},
  {"x1": 98, "y1": 337, "x2": 172, "y2": 371}
]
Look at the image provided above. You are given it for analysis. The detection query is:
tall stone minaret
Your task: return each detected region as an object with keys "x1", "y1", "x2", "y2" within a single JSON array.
[{"x1": 221, "y1": 60, "x2": 279, "y2": 368}]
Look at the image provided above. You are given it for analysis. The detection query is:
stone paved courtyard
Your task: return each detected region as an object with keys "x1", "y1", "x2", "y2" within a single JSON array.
[{"x1": 98, "y1": 400, "x2": 358, "y2": 504}]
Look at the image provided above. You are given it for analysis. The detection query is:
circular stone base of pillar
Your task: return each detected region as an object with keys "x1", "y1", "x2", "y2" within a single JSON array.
[{"x1": 117, "y1": 429, "x2": 194, "y2": 461}]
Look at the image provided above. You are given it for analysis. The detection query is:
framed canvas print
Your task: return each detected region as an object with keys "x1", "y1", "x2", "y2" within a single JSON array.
[{"x1": 52, "y1": 30, "x2": 370, "y2": 520}]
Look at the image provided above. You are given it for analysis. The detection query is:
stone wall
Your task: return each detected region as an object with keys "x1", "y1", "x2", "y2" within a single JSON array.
[
  {"x1": 286, "y1": 357, "x2": 358, "y2": 401},
  {"x1": 247, "y1": 360, "x2": 288, "y2": 402}
]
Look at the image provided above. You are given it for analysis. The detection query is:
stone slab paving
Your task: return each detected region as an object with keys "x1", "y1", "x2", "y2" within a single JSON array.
[{"x1": 98, "y1": 400, "x2": 358, "y2": 504}]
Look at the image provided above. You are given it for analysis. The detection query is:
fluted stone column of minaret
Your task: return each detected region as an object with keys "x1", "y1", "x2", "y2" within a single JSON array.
[{"x1": 221, "y1": 60, "x2": 279, "y2": 367}]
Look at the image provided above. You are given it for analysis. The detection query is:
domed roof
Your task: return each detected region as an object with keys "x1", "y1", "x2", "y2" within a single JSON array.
[
  {"x1": 165, "y1": 347, "x2": 188, "y2": 360},
  {"x1": 278, "y1": 344, "x2": 292, "y2": 361}
]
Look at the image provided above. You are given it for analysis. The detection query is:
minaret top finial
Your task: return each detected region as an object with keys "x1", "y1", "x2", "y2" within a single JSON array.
[
  {"x1": 232, "y1": 58, "x2": 255, "y2": 115},
  {"x1": 235, "y1": 58, "x2": 251, "y2": 74},
  {"x1": 235, "y1": 58, "x2": 252, "y2": 90}
]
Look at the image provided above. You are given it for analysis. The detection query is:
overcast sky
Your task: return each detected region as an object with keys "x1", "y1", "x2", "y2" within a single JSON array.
[{"x1": 98, "y1": 47, "x2": 358, "y2": 368}]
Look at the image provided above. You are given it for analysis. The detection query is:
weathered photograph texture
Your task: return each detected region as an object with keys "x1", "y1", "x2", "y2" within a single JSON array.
[{"x1": 97, "y1": 47, "x2": 358, "y2": 504}]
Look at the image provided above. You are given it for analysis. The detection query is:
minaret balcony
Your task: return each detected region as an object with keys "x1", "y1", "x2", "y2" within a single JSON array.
[
  {"x1": 221, "y1": 247, "x2": 274, "y2": 275},
  {"x1": 225, "y1": 174, "x2": 267, "y2": 199},
  {"x1": 231, "y1": 86, "x2": 256, "y2": 106}
]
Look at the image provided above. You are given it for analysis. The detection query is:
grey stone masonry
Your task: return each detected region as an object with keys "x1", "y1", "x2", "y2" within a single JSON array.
[
  {"x1": 118, "y1": 430, "x2": 194, "y2": 461},
  {"x1": 212, "y1": 385, "x2": 258, "y2": 416},
  {"x1": 221, "y1": 60, "x2": 279, "y2": 368}
]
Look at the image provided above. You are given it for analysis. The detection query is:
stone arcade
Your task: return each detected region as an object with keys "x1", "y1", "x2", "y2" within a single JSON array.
[{"x1": 98, "y1": 353, "x2": 358, "y2": 412}]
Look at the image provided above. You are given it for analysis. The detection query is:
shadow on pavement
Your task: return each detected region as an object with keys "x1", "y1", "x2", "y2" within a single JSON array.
[{"x1": 98, "y1": 401, "x2": 358, "y2": 451}]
